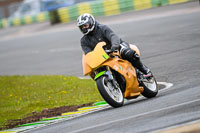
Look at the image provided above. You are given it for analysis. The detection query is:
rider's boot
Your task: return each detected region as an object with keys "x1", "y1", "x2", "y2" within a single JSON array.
[
  {"x1": 132, "y1": 59, "x2": 152, "y2": 78},
  {"x1": 119, "y1": 45, "x2": 152, "y2": 78}
]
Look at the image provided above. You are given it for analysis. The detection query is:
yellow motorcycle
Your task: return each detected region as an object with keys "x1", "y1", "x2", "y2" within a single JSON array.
[{"x1": 82, "y1": 42, "x2": 158, "y2": 108}]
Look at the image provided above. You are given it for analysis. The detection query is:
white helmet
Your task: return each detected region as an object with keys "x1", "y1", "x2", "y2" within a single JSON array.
[{"x1": 77, "y1": 13, "x2": 96, "y2": 35}]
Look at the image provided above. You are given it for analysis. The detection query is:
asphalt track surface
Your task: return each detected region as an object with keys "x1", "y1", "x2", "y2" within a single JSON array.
[{"x1": 0, "y1": 1, "x2": 200, "y2": 133}]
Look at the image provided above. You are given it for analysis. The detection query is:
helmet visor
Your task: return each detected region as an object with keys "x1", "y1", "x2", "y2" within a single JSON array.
[
  {"x1": 79, "y1": 23, "x2": 90, "y2": 34},
  {"x1": 79, "y1": 23, "x2": 89, "y2": 30}
]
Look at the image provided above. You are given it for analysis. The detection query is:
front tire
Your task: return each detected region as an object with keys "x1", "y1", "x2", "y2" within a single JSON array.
[{"x1": 96, "y1": 76, "x2": 124, "y2": 108}]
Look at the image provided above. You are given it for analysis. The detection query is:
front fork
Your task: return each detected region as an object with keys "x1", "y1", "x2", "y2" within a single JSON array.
[{"x1": 94, "y1": 66, "x2": 118, "y2": 89}]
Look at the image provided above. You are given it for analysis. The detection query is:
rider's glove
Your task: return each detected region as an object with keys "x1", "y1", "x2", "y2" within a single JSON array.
[{"x1": 111, "y1": 45, "x2": 119, "y2": 52}]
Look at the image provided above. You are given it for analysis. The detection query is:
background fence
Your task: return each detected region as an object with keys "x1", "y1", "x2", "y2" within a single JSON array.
[
  {"x1": 56, "y1": 0, "x2": 188, "y2": 23},
  {"x1": 0, "y1": 0, "x2": 190, "y2": 29}
]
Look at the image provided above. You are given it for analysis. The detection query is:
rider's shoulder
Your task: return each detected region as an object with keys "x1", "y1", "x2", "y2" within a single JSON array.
[
  {"x1": 98, "y1": 23, "x2": 108, "y2": 29},
  {"x1": 80, "y1": 36, "x2": 87, "y2": 42},
  {"x1": 81, "y1": 35, "x2": 91, "y2": 43}
]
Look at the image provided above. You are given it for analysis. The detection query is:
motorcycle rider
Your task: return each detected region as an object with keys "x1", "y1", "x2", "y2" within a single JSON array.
[{"x1": 77, "y1": 13, "x2": 152, "y2": 77}]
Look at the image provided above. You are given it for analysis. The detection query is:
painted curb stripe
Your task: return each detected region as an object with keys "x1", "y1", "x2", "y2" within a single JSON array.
[
  {"x1": 93, "y1": 101, "x2": 108, "y2": 106},
  {"x1": 0, "y1": 82, "x2": 173, "y2": 132},
  {"x1": 78, "y1": 106, "x2": 100, "y2": 111},
  {"x1": 40, "y1": 116, "x2": 70, "y2": 121},
  {"x1": 18, "y1": 122, "x2": 49, "y2": 127},
  {"x1": 61, "y1": 110, "x2": 90, "y2": 116}
]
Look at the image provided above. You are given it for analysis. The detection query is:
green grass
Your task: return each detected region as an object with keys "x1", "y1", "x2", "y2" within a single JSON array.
[{"x1": 0, "y1": 75, "x2": 103, "y2": 128}]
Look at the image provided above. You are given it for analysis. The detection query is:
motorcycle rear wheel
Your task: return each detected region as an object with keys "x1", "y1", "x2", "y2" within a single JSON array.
[
  {"x1": 96, "y1": 76, "x2": 124, "y2": 108},
  {"x1": 141, "y1": 76, "x2": 158, "y2": 98}
]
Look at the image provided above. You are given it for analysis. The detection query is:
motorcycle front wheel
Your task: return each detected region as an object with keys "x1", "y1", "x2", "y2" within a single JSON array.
[{"x1": 96, "y1": 76, "x2": 124, "y2": 108}]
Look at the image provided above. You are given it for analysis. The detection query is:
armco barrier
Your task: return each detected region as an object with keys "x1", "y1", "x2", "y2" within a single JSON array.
[
  {"x1": 91, "y1": 1, "x2": 105, "y2": 16},
  {"x1": 103, "y1": 0, "x2": 120, "y2": 16},
  {"x1": 0, "y1": 0, "x2": 191, "y2": 29},
  {"x1": 57, "y1": 0, "x2": 190, "y2": 24},
  {"x1": 131, "y1": 0, "x2": 149, "y2": 11},
  {"x1": 118, "y1": 0, "x2": 134, "y2": 12},
  {"x1": 7, "y1": 12, "x2": 49, "y2": 27},
  {"x1": 0, "y1": 19, "x2": 7, "y2": 28}
]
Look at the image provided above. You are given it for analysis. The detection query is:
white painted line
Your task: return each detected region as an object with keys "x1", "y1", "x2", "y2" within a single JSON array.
[
  {"x1": 157, "y1": 82, "x2": 174, "y2": 91},
  {"x1": 78, "y1": 77, "x2": 174, "y2": 91},
  {"x1": 70, "y1": 99, "x2": 200, "y2": 133}
]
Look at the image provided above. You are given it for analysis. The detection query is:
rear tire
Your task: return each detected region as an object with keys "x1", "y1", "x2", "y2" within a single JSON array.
[
  {"x1": 96, "y1": 76, "x2": 124, "y2": 108},
  {"x1": 141, "y1": 76, "x2": 158, "y2": 98}
]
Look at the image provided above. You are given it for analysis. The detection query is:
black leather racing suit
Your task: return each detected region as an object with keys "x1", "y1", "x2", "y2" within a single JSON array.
[
  {"x1": 81, "y1": 22, "x2": 127, "y2": 55},
  {"x1": 80, "y1": 22, "x2": 149, "y2": 74}
]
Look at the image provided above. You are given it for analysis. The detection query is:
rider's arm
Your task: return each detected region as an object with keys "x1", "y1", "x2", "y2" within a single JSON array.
[
  {"x1": 102, "y1": 25, "x2": 121, "y2": 49},
  {"x1": 81, "y1": 37, "x2": 92, "y2": 55}
]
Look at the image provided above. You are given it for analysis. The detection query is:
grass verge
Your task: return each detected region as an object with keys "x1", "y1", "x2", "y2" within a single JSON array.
[{"x1": 0, "y1": 75, "x2": 103, "y2": 129}]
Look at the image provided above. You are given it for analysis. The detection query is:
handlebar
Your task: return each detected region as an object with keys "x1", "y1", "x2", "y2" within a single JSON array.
[
  {"x1": 105, "y1": 49, "x2": 120, "y2": 58},
  {"x1": 105, "y1": 49, "x2": 118, "y2": 53},
  {"x1": 105, "y1": 49, "x2": 113, "y2": 53}
]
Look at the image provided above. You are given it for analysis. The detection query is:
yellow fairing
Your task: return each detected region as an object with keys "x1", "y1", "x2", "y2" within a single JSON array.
[
  {"x1": 103, "y1": 58, "x2": 143, "y2": 99},
  {"x1": 82, "y1": 42, "x2": 144, "y2": 99},
  {"x1": 82, "y1": 42, "x2": 108, "y2": 76}
]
